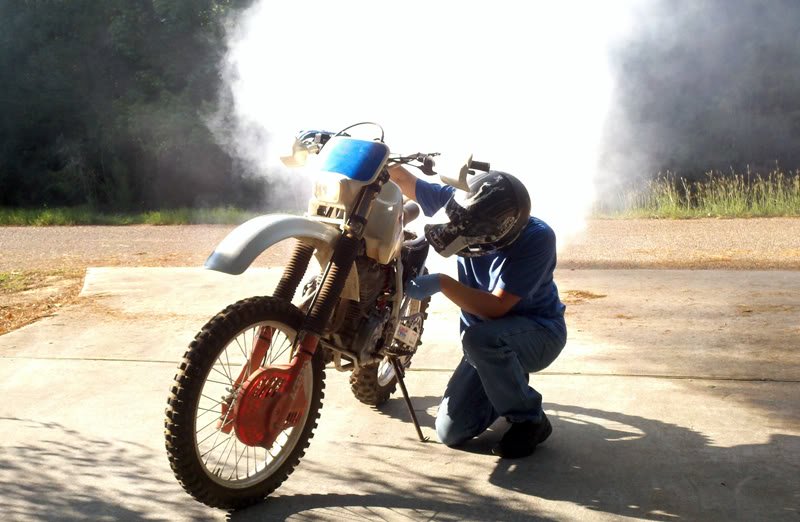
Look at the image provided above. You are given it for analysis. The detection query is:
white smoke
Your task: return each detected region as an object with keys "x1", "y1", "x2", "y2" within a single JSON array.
[{"x1": 217, "y1": 1, "x2": 637, "y2": 244}]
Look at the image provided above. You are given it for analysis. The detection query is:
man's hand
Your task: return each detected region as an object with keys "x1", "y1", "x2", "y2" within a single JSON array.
[{"x1": 406, "y1": 273, "x2": 442, "y2": 300}]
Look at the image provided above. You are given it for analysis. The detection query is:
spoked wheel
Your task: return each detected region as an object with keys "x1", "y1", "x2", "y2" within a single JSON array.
[
  {"x1": 165, "y1": 296, "x2": 325, "y2": 509},
  {"x1": 349, "y1": 297, "x2": 428, "y2": 406}
]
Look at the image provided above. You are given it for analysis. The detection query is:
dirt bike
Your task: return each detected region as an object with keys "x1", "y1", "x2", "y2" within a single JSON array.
[{"x1": 164, "y1": 122, "x2": 489, "y2": 509}]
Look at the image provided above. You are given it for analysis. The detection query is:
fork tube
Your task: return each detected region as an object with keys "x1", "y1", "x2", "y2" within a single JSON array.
[
  {"x1": 303, "y1": 235, "x2": 359, "y2": 335},
  {"x1": 273, "y1": 241, "x2": 315, "y2": 301}
]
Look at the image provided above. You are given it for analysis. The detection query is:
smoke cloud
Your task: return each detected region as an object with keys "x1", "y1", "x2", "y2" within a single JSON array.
[
  {"x1": 599, "y1": 0, "x2": 800, "y2": 197},
  {"x1": 213, "y1": 1, "x2": 637, "y2": 243}
]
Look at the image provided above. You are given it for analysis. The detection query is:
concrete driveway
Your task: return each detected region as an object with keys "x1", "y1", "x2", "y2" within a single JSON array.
[{"x1": 1, "y1": 267, "x2": 798, "y2": 521}]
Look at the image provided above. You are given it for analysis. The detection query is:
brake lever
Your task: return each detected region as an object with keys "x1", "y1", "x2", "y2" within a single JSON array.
[{"x1": 419, "y1": 155, "x2": 438, "y2": 176}]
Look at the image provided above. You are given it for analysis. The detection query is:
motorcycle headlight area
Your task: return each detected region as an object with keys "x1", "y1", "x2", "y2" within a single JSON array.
[{"x1": 313, "y1": 174, "x2": 346, "y2": 204}]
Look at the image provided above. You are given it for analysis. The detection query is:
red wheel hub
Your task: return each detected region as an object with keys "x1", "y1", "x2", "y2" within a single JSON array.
[{"x1": 232, "y1": 362, "x2": 309, "y2": 448}]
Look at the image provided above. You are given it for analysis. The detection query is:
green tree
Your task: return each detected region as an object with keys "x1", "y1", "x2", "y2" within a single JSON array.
[{"x1": 0, "y1": 0, "x2": 258, "y2": 210}]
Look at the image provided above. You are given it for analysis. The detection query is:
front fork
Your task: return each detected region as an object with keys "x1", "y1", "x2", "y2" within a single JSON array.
[{"x1": 222, "y1": 172, "x2": 389, "y2": 432}]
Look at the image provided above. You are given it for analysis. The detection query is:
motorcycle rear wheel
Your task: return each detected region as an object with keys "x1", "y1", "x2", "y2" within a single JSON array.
[
  {"x1": 349, "y1": 297, "x2": 428, "y2": 406},
  {"x1": 164, "y1": 296, "x2": 325, "y2": 509}
]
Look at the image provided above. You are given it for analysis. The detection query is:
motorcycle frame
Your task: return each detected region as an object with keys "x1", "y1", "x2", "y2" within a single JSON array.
[{"x1": 206, "y1": 166, "x2": 409, "y2": 366}]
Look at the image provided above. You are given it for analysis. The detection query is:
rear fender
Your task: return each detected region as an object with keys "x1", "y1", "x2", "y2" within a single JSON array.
[{"x1": 204, "y1": 214, "x2": 360, "y2": 300}]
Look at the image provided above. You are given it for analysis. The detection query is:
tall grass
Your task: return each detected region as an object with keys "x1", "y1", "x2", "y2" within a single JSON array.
[
  {"x1": 599, "y1": 169, "x2": 800, "y2": 218},
  {"x1": 0, "y1": 206, "x2": 260, "y2": 226}
]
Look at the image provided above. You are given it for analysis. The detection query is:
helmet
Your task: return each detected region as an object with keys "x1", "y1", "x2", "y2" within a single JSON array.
[{"x1": 424, "y1": 171, "x2": 531, "y2": 258}]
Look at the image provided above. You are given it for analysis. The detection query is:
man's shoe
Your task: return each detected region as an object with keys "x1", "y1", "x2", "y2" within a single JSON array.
[{"x1": 493, "y1": 412, "x2": 552, "y2": 459}]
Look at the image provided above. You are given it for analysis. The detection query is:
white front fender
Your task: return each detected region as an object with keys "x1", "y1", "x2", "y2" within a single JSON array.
[{"x1": 205, "y1": 214, "x2": 339, "y2": 275}]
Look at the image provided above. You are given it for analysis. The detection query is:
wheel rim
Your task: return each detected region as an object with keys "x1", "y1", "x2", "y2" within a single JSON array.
[
  {"x1": 376, "y1": 357, "x2": 396, "y2": 387},
  {"x1": 192, "y1": 320, "x2": 312, "y2": 488}
]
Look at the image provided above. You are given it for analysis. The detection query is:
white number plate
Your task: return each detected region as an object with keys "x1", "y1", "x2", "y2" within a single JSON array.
[{"x1": 393, "y1": 324, "x2": 419, "y2": 347}]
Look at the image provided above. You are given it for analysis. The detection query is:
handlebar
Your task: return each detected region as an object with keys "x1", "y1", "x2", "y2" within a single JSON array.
[
  {"x1": 386, "y1": 153, "x2": 491, "y2": 189},
  {"x1": 387, "y1": 152, "x2": 440, "y2": 175}
]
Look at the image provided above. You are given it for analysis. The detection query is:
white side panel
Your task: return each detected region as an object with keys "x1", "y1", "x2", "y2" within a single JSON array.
[{"x1": 364, "y1": 182, "x2": 404, "y2": 264}]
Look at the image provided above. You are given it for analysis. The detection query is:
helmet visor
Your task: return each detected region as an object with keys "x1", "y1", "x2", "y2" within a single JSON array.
[{"x1": 423, "y1": 222, "x2": 471, "y2": 258}]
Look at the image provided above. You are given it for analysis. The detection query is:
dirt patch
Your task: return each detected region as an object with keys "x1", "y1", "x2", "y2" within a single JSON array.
[
  {"x1": 736, "y1": 304, "x2": 798, "y2": 315},
  {"x1": 563, "y1": 290, "x2": 608, "y2": 304},
  {"x1": 559, "y1": 218, "x2": 800, "y2": 270},
  {"x1": 0, "y1": 270, "x2": 84, "y2": 335}
]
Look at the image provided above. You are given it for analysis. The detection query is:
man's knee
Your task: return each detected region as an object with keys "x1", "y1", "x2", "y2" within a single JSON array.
[
  {"x1": 461, "y1": 321, "x2": 497, "y2": 361},
  {"x1": 435, "y1": 397, "x2": 476, "y2": 447},
  {"x1": 435, "y1": 415, "x2": 471, "y2": 447}
]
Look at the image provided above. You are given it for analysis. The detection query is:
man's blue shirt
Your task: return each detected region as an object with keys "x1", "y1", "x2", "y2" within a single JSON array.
[{"x1": 415, "y1": 178, "x2": 566, "y2": 341}]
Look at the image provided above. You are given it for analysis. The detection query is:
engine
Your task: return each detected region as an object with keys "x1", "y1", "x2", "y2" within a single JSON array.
[{"x1": 327, "y1": 255, "x2": 393, "y2": 365}]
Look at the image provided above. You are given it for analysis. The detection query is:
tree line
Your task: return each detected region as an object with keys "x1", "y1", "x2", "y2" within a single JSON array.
[
  {"x1": 2, "y1": 1, "x2": 800, "y2": 210},
  {"x1": 0, "y1": 0, "x2": 260, "y2": 210}
]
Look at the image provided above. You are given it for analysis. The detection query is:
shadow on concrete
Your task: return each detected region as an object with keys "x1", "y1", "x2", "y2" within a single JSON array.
[
  {"x1": 229, "y1": 459, "x2": 551, "y2": 522},
  {"x1": 4, "y1": 402, "x2": 796, "y2": 521},
  {"x1": 379, "y1": 393, "x2": 440, "y2": 429},
  {"x1": 491, "y1": 404, "x2": 799, "y2": 521},
  {"x1": 376, "y1": 393, "x2": 510, "y2": 456},
  {"x1": 0, "y1": 417, "x2": 210, "y2": 521},
  {"x1": 249, "y1": 398, "x2": 800, "y2": 521}
]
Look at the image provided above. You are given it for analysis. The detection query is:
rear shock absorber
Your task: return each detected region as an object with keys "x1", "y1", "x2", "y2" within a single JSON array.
[{"x1": 273, "y1": 241, "x2": 315, "y2": 301}]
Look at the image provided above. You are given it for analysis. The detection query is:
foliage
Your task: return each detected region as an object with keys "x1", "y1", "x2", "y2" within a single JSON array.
[
  {"x1": 0, "y1": 205, "x2": 259, "y2": 225},
  {"x1": 5, "y1": 1, "x2": 800, "y2": 216},
  {"x1": 0, "y1": 272, "x2": 28, "y2": 292},
  {"x1": 0, "y1": 0, "x2": 258, "y2": 211},
  {"x1": 597, "y1": 169, "x2": 800, "y2": 218}
]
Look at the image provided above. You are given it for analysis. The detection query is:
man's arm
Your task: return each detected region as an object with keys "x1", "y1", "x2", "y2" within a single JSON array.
[
  {"x1": 388, "y1": 165, "x2": 418, "y2": 201},
  {"x1": 440, "y1": 274, "x2": 521, "y2": 319},
  {"x1": 390, "y1": 166, "x2": 455, "y2": 217}
]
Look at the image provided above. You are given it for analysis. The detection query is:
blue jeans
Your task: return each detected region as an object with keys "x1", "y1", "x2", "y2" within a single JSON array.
[{"x1": 435, "y1": 315, "x2": 566, "y2": 447}]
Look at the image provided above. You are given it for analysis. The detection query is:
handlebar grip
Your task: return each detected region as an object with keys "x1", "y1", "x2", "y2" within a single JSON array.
[{"x1": 469, "y1": 160, "x2": 491, "y2": 172}]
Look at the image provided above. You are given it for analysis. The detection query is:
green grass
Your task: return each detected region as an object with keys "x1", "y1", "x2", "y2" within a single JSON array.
[
  {"x1": 0, "y1": 271, "x2": 28, "y2": 292},
  {"x1": 6, "y1": 171, "x2": 800, "y2": 224},
  {"x1": 597, "y1": 169, "x2": 800, "y2": 218},
  {"x1": 0, "y1": 206, "x2": 260, "y2": 226},
  {"x1": 0, "y1": 269, "x2": 80, "y2": 292}
]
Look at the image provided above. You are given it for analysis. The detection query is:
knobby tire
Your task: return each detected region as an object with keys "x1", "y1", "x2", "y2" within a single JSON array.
[{"x1": 164, "y1": 296, "x2": 325, "y2": 510}]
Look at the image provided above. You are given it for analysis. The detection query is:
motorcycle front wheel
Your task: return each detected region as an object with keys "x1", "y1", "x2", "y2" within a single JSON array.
[{"x1": 164, "y1": 296, "x2": 325, "y2": 509}]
